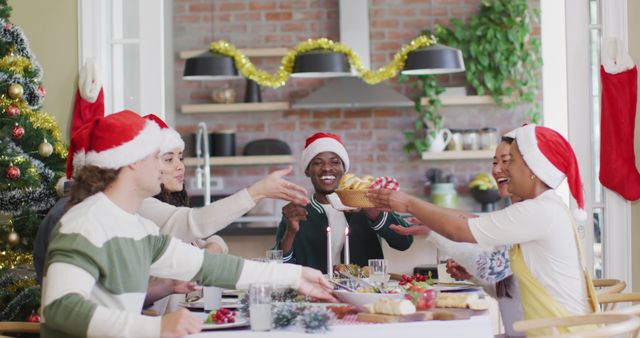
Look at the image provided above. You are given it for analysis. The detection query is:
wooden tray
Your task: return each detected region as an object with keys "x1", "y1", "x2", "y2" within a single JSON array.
[{"x1": 356, "y1": 308, "x2": 474, "y2": 323}]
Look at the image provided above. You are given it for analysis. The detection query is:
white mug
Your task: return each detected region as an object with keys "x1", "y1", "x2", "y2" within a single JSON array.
[
  {"x1": 203, "y1": 286, "x2": 222, "y2": 311},
  {"x1": 427, "y1": 128, "x2": 453, "y2": 153}
]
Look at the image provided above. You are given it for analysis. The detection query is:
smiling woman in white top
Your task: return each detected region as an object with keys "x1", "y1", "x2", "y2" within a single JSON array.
[{"x1": 368, "y1": 124, "x2": 599, "y2": 336}]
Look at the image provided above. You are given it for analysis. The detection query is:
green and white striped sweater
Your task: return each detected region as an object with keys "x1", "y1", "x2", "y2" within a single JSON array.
[{"x1": 41, "y1": 193, "x2": 302, "y2": 338}]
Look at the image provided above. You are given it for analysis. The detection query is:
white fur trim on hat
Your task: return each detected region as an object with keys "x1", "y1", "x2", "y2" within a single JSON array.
[
  {"x1": 301, "y1": 138, "x2": 350, "y2": 172},
  {"x1": 160, "y1": 128, "x2": 185, "y2": 154},
  {"x1": 71, "y1": 151, "x2": 85, "y2": 177},
  {"x1": 85, "y1": 121, "x2": 163, "y2": 169},
  {"x1": 515, "y1": 125, "x2": 565, "y2": 189}
]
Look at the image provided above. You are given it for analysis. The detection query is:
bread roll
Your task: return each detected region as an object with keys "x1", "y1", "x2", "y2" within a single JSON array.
[{"x1": 364, "y1": 298, "x2": 416, "y2": 315}]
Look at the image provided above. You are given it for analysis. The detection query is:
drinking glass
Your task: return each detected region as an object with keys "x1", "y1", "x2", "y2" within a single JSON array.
[
  {"x1": 265, "y1": 249, "x2": 283, "y2": 263},
  {"x1": 368, "y1": 259, "x2": 389, "y2": 284},
  {"x1": 249, "y1": 283, "x2": 272, "y2": 331},
  {"x1": 202, "y1": 286, "x2": 222, "y2": 311}
]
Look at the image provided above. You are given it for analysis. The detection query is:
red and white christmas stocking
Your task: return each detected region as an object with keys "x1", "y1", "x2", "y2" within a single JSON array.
[
  {"x1": 71, "y1": 59, "x2": 104, "y2": 135},
  {"x1": 599, "y1": 40, "x2": 640, "y2": 201}
]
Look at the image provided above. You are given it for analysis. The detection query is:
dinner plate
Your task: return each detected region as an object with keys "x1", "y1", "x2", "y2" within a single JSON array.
[
  {"x1": 433, "y1": 283, "x2": 483, "y2": 293},
  {"x1": 182, "y1": 298, "x2": 240, "y2": 310},
  {"x1": 194, "y1": 312, "x2": 250, "y2": 330}
]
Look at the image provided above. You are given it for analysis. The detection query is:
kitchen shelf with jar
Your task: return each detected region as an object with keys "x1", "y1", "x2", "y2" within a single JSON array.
[
  {"x1": 421, "y1": 150, "x2": 494, "y2": 161},
  {"x1": 181, "y1": 102, "x2": 290, "y2": 114}
]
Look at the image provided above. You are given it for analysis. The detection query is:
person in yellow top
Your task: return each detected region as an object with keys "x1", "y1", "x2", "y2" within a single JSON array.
[{"x1": 367, "y1": 125, "x2": 598, "y2": 336}]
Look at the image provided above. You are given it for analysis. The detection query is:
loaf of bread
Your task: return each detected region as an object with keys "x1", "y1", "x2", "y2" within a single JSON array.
[
  {"x1": 338, "y1": 173, "x2": 374, "y2": 190},
  {"x1": 363, "y1": 298, "x2": 416, "y2": 315},
  {"x1": 435, "y1": 293, "x2": 489, "y2": 310}
]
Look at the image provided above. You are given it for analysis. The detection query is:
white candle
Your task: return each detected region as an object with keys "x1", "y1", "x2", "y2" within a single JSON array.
[
  {"x1": 344, "y1": 226, "x2": 350, "y2": 265},
  {"x1": 326, "y1": 226, "x2": 333, "y2": 277}
]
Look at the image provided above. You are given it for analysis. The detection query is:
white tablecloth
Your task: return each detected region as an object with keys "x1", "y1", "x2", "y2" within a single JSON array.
[{"x1": 186, "y1": 314, "x2": 493, "y2": 338}]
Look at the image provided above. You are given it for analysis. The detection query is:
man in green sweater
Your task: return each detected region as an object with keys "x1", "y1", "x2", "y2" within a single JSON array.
[
  {"x1": 41, "y1": 111, "x2": 334, "y2": 338},
  {"x1": 275, "y1": 132, "x2": 413, "y2": 274}
]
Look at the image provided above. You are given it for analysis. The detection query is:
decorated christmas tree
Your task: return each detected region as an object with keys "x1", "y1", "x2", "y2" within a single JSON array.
[{"x1": 0, "y1": 2, "x2": 67, "y2": 321}]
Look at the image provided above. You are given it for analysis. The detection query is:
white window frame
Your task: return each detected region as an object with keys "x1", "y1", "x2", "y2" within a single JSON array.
[
  {"x1": 77, "y1": 0, "x2": 166, "y2": 119},
  {"x1": 563, "y1": 0, "x2": 632, "y2": 287}
]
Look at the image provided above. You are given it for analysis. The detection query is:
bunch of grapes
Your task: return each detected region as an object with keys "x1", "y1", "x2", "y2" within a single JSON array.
[{"x1": 399, "y1": 273, "x2": 430, "y2": 286}]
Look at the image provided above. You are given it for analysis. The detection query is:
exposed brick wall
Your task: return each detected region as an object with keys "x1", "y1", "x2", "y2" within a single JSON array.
[{"x1": 172, "y1": 0, "x2": 541, "y2": 204}]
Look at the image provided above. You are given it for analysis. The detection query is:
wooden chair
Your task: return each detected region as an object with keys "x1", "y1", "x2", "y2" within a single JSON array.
[
  {"x1": 0, "y1": 322, "x2": 40, "y2": 337},
  {"x1": 594, "y1": 278, "x2": 627, "y2": 296},
  {"x1": 599, "y1": 292, "x2": 640, "y2": 313},
  {"x1": 513, "y1": 313, "x2": 640, "y2": 338}
]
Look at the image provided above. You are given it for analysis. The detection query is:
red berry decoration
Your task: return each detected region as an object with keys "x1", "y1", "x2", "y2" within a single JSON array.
[
  {"x1": 206, "y1": 307, "x2": 236, "y2": 325},
  {"x1": 27, "y1": 312, "x2": 41, "y2": 323},
  {"x1": 6, "y1": 165, "x2": 20, "y2": 179},
  {"x1": 37, "y1": 86, "x2": 46, "y2": 96},
  {"x1": 11, "y1": 123, "x2": 24, "y2": 139},
  {"x1": 5, "y1": 105, "x2": 20, "y2": 117}
]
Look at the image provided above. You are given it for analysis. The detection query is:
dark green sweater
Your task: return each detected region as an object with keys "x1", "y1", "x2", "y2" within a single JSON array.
[{"x1": 274, "y1": 194, "x2": 413, "y2": 273}]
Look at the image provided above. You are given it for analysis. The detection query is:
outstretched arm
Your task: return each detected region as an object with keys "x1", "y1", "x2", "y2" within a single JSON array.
[{"x1": 366, "y1": 190, "x2": 476, "y2": 243}]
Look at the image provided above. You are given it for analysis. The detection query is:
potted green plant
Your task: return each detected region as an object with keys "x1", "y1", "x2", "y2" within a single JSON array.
[
  {"x1": 401, "y1": 74, "x2": 448, "y2": 154},
  {"x1": 426, "y1": 0, "x2": 542, "y2": 122}
]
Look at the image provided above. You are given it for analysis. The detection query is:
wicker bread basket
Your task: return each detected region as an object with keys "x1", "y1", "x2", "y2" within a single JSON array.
[{"x1": 335, "y1": 189, "x2": 374, "y2": 208}]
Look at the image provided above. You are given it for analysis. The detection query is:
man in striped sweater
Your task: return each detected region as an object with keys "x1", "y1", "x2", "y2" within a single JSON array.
[{"x1": 41, "y1": 111, "x2": 334, "y2": 338}]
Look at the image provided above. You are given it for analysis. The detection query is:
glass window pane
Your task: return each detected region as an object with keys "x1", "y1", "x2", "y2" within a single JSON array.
[
  {"x1": 109, "y1": 0, "x2": 140, "y2": 39},
  {"x1": 592, "y1": 96, "x2": 602, "y2": 203},
  {"x1": 590, "y1": 29, "x2": 601, "y2": 96},
  {"x1": 589, "y1": 0, "x2": 599, "y2": 25},
  {"x1": 111, "y1": 44, "x2": 140, "y2": 112},
  {"x1": 593, "y1": 208, "x2": 603, "y2": 278}
]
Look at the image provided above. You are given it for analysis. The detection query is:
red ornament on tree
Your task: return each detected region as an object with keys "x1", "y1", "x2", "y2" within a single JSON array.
[
  {"x1": 4, "y1": 105, "x2": 20, "y2": 117},
  {"x1": 4, "y1": 22, "x2": 12, "y2": 29},
  {"x1": 6, "y1": 165, "x2": 20, "y2": 179},
  {"x1": 27, "y1": 312, "x2": 41, "y2": 323},
  {"x1": 11, "y1": 123, "x2": 24, "y2": 139},
  {"x1": 37, "y1": 86, "x2": 46, "y2": 96}
]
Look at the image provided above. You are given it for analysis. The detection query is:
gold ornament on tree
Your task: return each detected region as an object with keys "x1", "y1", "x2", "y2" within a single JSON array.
[
  {"x1": 38, "y1": 138, "x2": 53, "y2": 157},
  {"x1": 8, "y1": 83, "x2": 24, "y2": 99},
  {"x1": 6, "y1": 230, "x2": 19, "y2": 246}
]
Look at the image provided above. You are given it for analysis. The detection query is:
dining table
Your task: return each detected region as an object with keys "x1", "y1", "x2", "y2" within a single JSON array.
[{"x1": 185, "y1": 312, "x2": 494, "y2": 338}]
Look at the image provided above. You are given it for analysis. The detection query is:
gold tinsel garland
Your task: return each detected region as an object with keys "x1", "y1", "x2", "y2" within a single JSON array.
[
  {"x1": 0, "y1": 95, "x2": 67, "y2": 158},
  {"x1": 0, "y1": 250, "x2": 33, "y2": 270},
  {"x1": 0, "y1": 55, "x2": 31, "y2": 76},
  {"x1": 209, "y1": 36, "x2": 435, "y2": 88}
]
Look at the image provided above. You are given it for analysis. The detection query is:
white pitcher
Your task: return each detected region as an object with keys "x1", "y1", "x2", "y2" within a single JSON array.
[{"x1": 427, "y1": 128, "x2": 453, "y2": 153}]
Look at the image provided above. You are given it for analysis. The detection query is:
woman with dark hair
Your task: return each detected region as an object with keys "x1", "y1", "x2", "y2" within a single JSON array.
[
  {"x1": 369, "y1": 125, "x2": 599, "y2": 336},
  {"x1": 391, "y1": 133, "x2": 524, "y2": 337}
]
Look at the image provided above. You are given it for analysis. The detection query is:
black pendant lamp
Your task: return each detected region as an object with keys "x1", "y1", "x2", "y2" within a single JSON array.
[
  {"x1": 183, "y1": 51, "x2": 241, "y2": 80},
  {"x1": 291, "y1": 50, "x2": 351, "y2": 78},
  {"x1": 401, "y1": 44, "x2": 465, "y2": 75}
]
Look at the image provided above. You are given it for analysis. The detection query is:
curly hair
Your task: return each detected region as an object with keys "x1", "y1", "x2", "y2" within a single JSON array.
[
  {"x1": 153, "y1": 184, "x2": 190, "y2": 207},
  {"x1": 66, "y1": 166, "x2": 120, "y2": 210}
]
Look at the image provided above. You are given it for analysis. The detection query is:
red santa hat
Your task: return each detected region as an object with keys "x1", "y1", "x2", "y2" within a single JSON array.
[
  {"x1": 142, "y1": 114, "x2": 185, "y2": 154},
  {"x1": 65, "y1": 122, "x2": 93, "y2": 179},
  {"x1": 514, "y1": 124, "x2": 587, "y2": 221},
  {"x1": 301, "y1": 132, "x2": 350, "y2": 171},
  {"x1": 84, "y1": 110, "x2": 163, "y2": 169}
]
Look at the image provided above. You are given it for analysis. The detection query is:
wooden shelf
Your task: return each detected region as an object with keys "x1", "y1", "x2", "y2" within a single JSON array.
[
  {"x1": 421, "y1": 150, "x2": 494, "y2": 160},
  {"x1": 179, "y1": 47, "x2": 289, "y2": 60},
  {"x1": 183, "y1": 155, "x2": 295, "y2": 167},
  {"x1": 181, "y1": 102, "x2": 290, "y2": 114},
  {"x1": 421, "y1": 95, "x2": 511, "y2": 106}
]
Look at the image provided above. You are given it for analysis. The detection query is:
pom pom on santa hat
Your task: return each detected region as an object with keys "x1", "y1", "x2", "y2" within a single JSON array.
[
  {"x1": 301, "y1": 132, "x2": 350, "y2": 172},
  {"x1": 515, "y1": 124, "x2": 587, "y2": 222},
  {"x1": 84, "y1": 110, "x2": 163, "y2": 169},
  {"x1": 143, "y1": 114, "x2": 185, "y2": 154}
]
